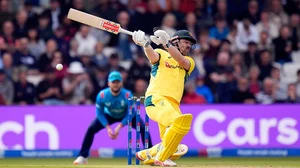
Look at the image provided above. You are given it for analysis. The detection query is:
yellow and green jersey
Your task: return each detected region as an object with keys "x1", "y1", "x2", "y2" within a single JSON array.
[{"x1": 145, "y1": 49, "x2": 195, "y2": 103}]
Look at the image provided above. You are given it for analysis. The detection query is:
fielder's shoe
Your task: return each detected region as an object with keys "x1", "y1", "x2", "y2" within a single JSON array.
[
  {"x1": 154, "y1": 158, "x2": 177, "y2": 167},
  {"x1": 73, "y1": 156, "x2": 87, "y2": 165}
]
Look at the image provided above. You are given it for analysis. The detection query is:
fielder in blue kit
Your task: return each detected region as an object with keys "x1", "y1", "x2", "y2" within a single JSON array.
[{"x1": 74, "y1": 71, "x2": 153, "y2": 165}]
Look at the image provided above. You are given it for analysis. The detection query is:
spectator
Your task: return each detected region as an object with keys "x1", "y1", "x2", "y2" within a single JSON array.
[
  {"x1": 61, "y1": 15, "x2": 78, "y2": 42},
  {"x1": 2, "y1": 20, "x2": 15, "y2": 47},
  {"x1": 231, "y1": 52, "x2": 247, "y2": 78},
  {"x1": 0, "y1": 93, "x2": 5, "y2": 105},
  {"x1": 258, "y1": 31, "x2": 272, "y2": 51},
  {"x1": 272, "y1": 26, "x2": 294, "y2": 63},
  {"x1": 119, "y1": 67, "x2": 131, "y2": 91},
  {"x1": 296, "y1": 70, "x2": 300, "y2": 101},
  {"x1": 195, "y1": 76, "x2": 213, "y2": 103},
  {"x1": 170, "y1": 0, "x2": 185, "y2": 28},
  {"x1": 1, "y1": 52, "x2": 14, "y2": 81},
  {"x1": 219, "y1": 39, "x2": 231, "y2": 53},
  {"x1": 62, "y1": 62, "x2": 94, "y2": 104},
  {"x1": 49, "y1": 50, "x2": 68, "y2": 81},
  {"x1": 92, "y1": 0, "x2": 118, "y2": 23},
  {"x1": 36, "y1": 66, "x2": 64, "y2": 105},
  {"x1": 0, "y1": 0, "x2": 14, "y2": 29},
  {"x1": 13, "y1": 9, "x2": 29, "y2": 38},
  {"x1": 44, "y1": 0, "x2": 65, "y2": 31},
  {"x1": 209, "y1": 51, "x2": 232, "y2": 85},
  {"x1": 38, "y1": 39, "x2": 57, "y2": 72},
  {"x1": 248, "y1": 66, "x2": 262, "y2": 95},
  {"x1": 115, "y1": 11, "x2": 133, "y2": 60},
  {"x1": 106, "y1": 53, "x2": 124, "y2": 72},
  {"x1": 231, "y1": 77, "x2": 255, "y2": 104},
  {"x1": 53, "y1": 26, "x2": 68, "y2": 54},
  {"x1": 68, "y1": 39, "x2": 79, "y2": 61},
  {"x1": 236, "y1": 16, "x2": 259, "y2": 51},
  {"x1": 0, "y1": 37, "x2": 7, "y2": 56},
  {"x1": 268, "y1": 0, "x2": 289, "y2": 29},
  {"x1": 216, "y1": 66, "x2": 237, "y2": 103},
  {"x1": 23, "y1": 1, "x2": 39, "y2": 28},
  {"x1": 182, "y1": 80, "x2": 206, "y2": 104},
  {"x1": 37, "y1": 13, "x2": 53, "y2": 41},
  {"x1": 287, "y1": 83, "x2": 299, "y2": 103},
  {"x1": 244, "y1": 0, "x2": 260, "y2": 25},
  {"x1": 258, "y1": 49, "x2": 273, "y2": 81},
  {"x1": 27, "y1": 28, "x2": 46, "y2": 59},
  {"x1": 74, "y1": 25, "x2": 97, "y2": 56},
  {"x1": 255, "y1": 11, "x2": 279, "y2": 40},
  {"x1": 127, "y1": 52, "x2": 151, "y2": 87},
  {"x1": 90, "y1": 67, "x2": 108, "y2": 102},
  {"x1": 13, "y1": 37, "x2": 38, "y2": 73},
  {"x1": 182, "y1": 12, "x2": 198, "y2": 40},
  {"x1": 270, "y1": 66, "x2": 288, "y2": 102},
  {"x1": 143, "y1": 0, "x2": 164, "y2": 34},
  {"x1": 93, "y1": 41, "x2": 108, "y2": 68},
  {"x1": 161, "y1": 13, "x2": 177, "y2": 37},
  {"x1": 0, "y1": 69, "x2": 14, "y2": 104},
  {"x1": 244, "y1": 42, "x2": 260, "y2": 69},
  {"x1": 209, "y1": 15, "x2": 230, "y2": 48},
  {"x1": 226, "y1": 25, "x2": 238, "y2": 52},
  {"x1": 13, "y1": 67, "x2": 36, "y2": 105},
  {"x1": 256, "y1": 77, "x2": 275, "y2": 104},
  {"x1": 78, "y1": 49, "x2": 98, "y2": 73},
  {"x1": 289, "y1": 13, "x2": 300, "y2": 49},
  {"x1": 133, "y1": 79, "x2": 148, "y2": 103}
]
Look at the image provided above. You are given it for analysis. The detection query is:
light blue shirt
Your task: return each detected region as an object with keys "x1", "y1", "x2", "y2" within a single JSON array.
[{"x1": 95, "y1": 88, "x2": 133, "y2": 126}]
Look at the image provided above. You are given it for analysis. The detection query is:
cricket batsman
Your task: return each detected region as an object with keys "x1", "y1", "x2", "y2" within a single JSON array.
[
  {"x1": 73, "y1": 71, "x2": 153, "y2": 165},
  {"x1": 132, "y1": 29, "x2": 196, "y2": 166}
]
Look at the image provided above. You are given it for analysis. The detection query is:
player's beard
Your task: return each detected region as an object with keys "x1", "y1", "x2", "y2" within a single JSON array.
[
  {"x1": 111, "y1": 87, "x2": 121, "y2": 94},
  {"x1": 181, "y1": 46, "x2": 191, "y2": 56}
]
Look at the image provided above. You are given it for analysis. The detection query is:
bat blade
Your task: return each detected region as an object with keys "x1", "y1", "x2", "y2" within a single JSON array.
[{"x1": 67, "y1": 8, "x2": 121, "y2": 34}]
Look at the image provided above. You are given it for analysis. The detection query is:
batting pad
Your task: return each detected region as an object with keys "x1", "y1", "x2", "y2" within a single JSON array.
[{"x1": 157, "y1": 114, "x2": 193, "y2": 161}]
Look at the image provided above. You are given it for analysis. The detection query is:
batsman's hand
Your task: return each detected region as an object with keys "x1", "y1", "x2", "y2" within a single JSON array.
[
  {"x1": 150, "y1": 30, "x2": 170, "y2": 46},
  {"x1": 132, "y1": 30, "x2": 150, "y2": 47}
]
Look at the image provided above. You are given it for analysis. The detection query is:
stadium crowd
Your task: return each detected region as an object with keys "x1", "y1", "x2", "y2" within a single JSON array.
[{"x1": 0, "y1": 0, "x2": 299, "y2": 105}]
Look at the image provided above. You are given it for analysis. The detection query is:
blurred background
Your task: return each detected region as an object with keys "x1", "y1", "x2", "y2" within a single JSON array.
[{"x1": 0, "y1": 0, "x2": 299, "y2": 105}]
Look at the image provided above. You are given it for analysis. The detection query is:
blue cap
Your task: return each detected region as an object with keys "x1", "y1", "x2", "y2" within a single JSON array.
[{"x1": 108, "y1": 71, "x2": 122, "y2": 82}]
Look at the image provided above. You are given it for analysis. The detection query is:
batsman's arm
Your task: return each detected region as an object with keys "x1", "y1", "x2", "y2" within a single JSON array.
[
  {"x1": 143, "y1": 46, "x2": 160, "y2": 64},
  {"x1": 165, "y1": 44, "x2": 191, "y2": 71}
]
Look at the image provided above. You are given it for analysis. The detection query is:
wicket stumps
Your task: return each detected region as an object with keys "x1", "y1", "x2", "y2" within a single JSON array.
[{"x1": 127, "y1": 96, "x2": 149, "y2": 165}]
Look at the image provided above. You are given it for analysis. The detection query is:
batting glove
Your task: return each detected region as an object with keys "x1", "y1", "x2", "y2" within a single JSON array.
[
  {"x1": 150, "y1": 30, "x2": 170, "y2": 46},
  {"x1": 132, "y1": 30, "x2": 150, "y2": 47}
]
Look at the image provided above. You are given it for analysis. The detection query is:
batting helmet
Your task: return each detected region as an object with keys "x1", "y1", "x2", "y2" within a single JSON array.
[{"x1": 171, "y1": 30, "x2": 196, "y2": 44}]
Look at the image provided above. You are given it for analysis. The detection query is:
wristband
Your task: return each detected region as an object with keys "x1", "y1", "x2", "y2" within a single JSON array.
[{"x1": 165, "y1": 41, "x2": 171, "y2": 49}]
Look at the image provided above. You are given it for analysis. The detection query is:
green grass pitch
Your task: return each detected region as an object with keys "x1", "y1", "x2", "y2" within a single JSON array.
[{"x1": 0, "y1": 157, "x2": 299, "y2": 168}]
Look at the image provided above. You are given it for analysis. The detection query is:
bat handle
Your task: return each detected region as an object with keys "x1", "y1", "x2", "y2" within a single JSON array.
[{"x1": 119, "y1": 28, "x2": 133, "y2": 36}]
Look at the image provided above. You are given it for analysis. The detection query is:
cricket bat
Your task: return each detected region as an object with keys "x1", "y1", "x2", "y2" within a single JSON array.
[{"x1": 67, "y1": 8, "x2": 133, "y2": 36}]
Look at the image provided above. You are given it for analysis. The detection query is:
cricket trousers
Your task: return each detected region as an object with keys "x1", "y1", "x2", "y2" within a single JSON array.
[{"x1": 78, "y1": 114, "x2": 153, "y2": 158}]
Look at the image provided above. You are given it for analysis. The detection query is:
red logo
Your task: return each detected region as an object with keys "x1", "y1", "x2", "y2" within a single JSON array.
[
  {"x1": 125, "y1": 92, "x2": 130, "y2": 98},
  {"x1": 100, "y1": 92, "x2": 104, "y2": 98},
  {"x1": 102, "y1": 21, "x2": 120, "y2": 33},
  {"x1": 165, "y1": 62, "x2": 171, "y2": 68}
]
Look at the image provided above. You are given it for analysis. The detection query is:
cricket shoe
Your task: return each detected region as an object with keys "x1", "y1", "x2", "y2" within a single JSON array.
[
  {"x1": 153, "y1": 158, "x2": 177, "y2": 167},
  {"x1": 136, "y1": 144, "x2": 188, "y2": 165},
  {"x1": 73, "y1": 156, "x2": 87, "y2": 165}
]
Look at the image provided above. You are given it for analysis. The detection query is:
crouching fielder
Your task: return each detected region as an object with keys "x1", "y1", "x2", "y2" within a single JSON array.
[{"x1": 132, "y1": 29, "x2": 196, "y2": 166}]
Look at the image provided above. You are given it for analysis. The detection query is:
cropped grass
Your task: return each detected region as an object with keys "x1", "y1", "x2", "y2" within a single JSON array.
[{"x1": 0, "y1": 157, "x2": 299, "y2": 168}]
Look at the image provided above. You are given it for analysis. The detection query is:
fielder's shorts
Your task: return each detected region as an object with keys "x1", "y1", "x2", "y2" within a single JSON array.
[{"x1": 144, "y1": 95, "x2": 182, "y2": 127}]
